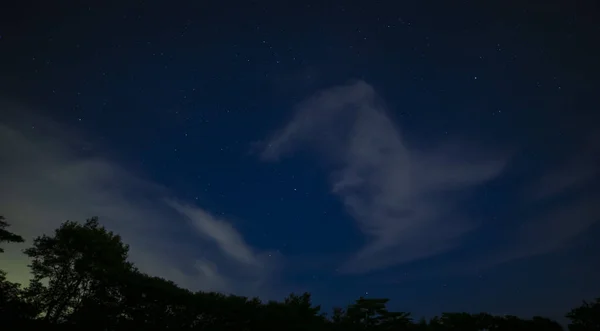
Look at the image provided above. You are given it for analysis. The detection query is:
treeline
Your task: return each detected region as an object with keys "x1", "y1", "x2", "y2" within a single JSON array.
[{"x1": 0, "y1": 216, "x2": 598, "y2": 331}]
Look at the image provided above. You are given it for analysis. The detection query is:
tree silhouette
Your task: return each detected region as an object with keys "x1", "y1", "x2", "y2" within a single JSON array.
[
  {"x1": 567, "y1": 298, "x2": 600, "y2": 331},
  {"x1": 1, "y1": 215, "x2": 593, "y2": 331},
  {"x1": 22, "y1": 217, "x2": 133, "y2": 324},
  {"x1": 530, "y1": 316, "x2": 564, "y2": 331},
  {"x1": 335, "y1": 297, "x2": 413, "y2": 331},
  {"x1": 0, "y1": 216, "x2": 36, "y2": 325},
  {"x1": 0, "y1": 215, "x2": 24, "y2": 253}
]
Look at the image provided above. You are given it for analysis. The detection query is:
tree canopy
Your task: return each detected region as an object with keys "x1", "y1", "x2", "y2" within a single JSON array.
[
  {"x1": 0, "y1": 215, "x2": 24, "y2": 253},
  {"x1": 0, "y1": 216, "x2": 597, "y2": 331}
]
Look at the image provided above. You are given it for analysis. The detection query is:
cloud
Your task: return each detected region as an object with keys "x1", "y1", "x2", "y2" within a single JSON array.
[
  {"x1": 507, "y1": 135, "x2": 600, "y2": 261},
  {"x1": 527, "y1": 131, "x2": 600, "y2": 202},
  {"x1": 388, "y1": 129, "x2": 600, "y2": 279},
  {"x1": 515, "y1": 194, "x2": 600, "y2": 257},
  {"x1": 166, "y1": 200, "x2": 263, "y2": 267},
  {"x1": 0, "y1": 102, "x2": 275, "y2": 296},
  {"x1": 260, "y1": 81, "x2": 509, "y2": 274}
]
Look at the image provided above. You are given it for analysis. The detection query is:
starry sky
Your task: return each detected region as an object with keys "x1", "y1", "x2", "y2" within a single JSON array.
[{"x1": 1, "y1": 0, "x2": 599, "y2": 323}]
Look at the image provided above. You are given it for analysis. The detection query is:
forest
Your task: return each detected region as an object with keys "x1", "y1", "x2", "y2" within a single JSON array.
[{"x1": 0, "y1": 216, "x2": 598, "y2": 331}]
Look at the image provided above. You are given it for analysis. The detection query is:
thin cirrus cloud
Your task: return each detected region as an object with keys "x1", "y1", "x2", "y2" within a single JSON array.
[
  {"x1": 166, "y1": 200, "x2": 263, "y2": 268},
  {"x1": 0, "y1": 102, "x2": 274, "y2": 296},
  {"x1": 526, "y1": 131, "x2": 600, "y2": 203},
  {"x1": 508, "y1": 134, "x2": 600, "y2": 262},
  {"x1": 461, "y1": 157, "x2": 600, "y2": 275},
  {"x1": 260, "y1": 80, "x2": 510, "y2": 274}
]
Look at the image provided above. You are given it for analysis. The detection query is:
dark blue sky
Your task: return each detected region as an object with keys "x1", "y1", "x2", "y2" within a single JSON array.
[{"x1": 1, "y1": 0, "x2": 599, "y2": 323}]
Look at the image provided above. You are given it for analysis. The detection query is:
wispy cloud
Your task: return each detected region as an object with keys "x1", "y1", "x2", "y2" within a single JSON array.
[
  {"x1": 376, "y1": 140, "x2": 600, "y2": 282},
  {"x1": 514, "y1": 194, "x2": 600, "y2": 258},
  {"x1": 0, "y1": 102, "x2": 275, "y2": 296},
  {"x1": 166, "y1": 200, "x2": 263, "y2": 267},
  {"x1": 508, "y1": 134, "x2": 600, "y2": 261},
  {"x1": 526, "y1": 131, "x2": 600, "y2": 202},
  {"x1": 260, "y1": 81, "x2": 509, "y2": 274}
]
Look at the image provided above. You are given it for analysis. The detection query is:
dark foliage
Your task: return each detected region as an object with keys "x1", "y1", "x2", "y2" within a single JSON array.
[
  {"x1": 0, "y1": 216, "x2": 596, "y2": 331},
  {"x1": 0, "y1": 215, "x2": 24, "y2": 253}
]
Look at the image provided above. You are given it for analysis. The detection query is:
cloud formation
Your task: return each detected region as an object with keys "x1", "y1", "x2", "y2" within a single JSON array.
[
  {"x1": 508, "y1": 133, "x2": 600, "y2": 262},
  {"x1": 527, "y1": 131, "x2": 600, "y2": 202},
  {"x1": 261, "y1": 81, "x2": 600, "y2": 276},
  {"x1": 260, "y1": 81, "x2": 509, "y2": 273},
  {"x1": 167, "y1": 200, "x2": 265, "y2": 267},
  {"x1": 0, "y1": 102, "x2": 274, "y2": 296}
]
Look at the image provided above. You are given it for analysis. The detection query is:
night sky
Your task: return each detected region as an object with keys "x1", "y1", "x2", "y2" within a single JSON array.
[{"x1": 1, "y1": 0, "x2": 599, "y2": 323}]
